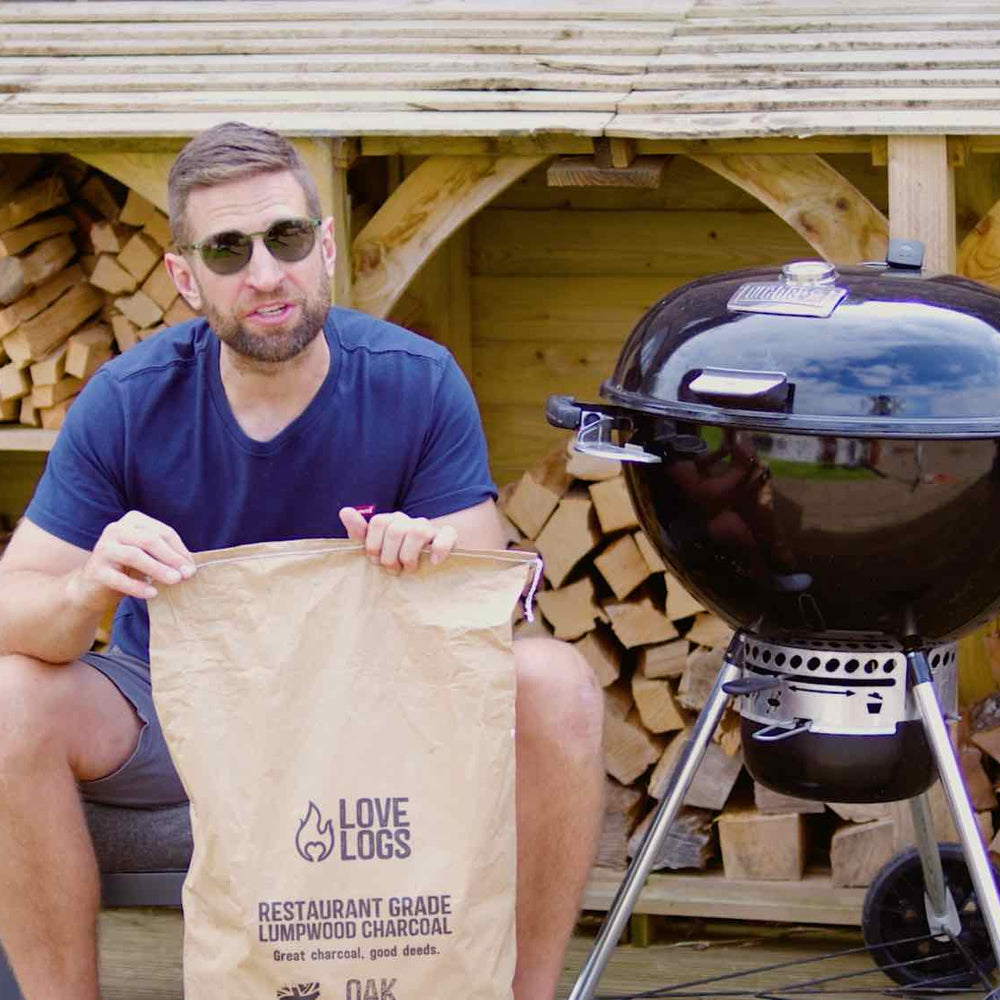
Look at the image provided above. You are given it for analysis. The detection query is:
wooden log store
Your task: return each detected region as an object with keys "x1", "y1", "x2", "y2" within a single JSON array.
[{"x1": 3, "y1": 0, "x2": 1000, "y2": 929}]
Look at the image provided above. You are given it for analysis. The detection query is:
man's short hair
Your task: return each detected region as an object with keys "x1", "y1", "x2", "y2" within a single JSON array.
[{"x1": 168, "y1": 121, "x2": 323, "y2": 246}]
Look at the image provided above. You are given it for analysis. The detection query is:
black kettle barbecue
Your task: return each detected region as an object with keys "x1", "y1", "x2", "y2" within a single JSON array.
[{"x1": 549, "y1": 242, "x2": 1000, "y2": 998}]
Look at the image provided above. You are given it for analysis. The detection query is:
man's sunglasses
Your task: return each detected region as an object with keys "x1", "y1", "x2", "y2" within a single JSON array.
[{"x1": 178, "y1": 217, "x2": 322, "y2": 276}]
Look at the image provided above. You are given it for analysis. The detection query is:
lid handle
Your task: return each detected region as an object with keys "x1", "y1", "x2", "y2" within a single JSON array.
[{"x1": 685, "y1": 368, "x2": 793, "y2": 413}]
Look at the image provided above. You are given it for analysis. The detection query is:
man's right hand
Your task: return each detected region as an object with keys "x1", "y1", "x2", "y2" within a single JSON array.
[{"x1": 66, "y1": 510, "x2": 197, "y2": 613}]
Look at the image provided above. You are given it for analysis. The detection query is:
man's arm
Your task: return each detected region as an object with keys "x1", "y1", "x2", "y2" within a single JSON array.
[{"x1": 0, "y1": 513, "x2": 196, "y2": 664}]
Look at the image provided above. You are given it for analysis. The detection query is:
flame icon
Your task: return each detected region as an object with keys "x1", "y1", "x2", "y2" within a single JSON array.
[{"x1": 295, "y1": 802, "x2": 335, "y2": 863}]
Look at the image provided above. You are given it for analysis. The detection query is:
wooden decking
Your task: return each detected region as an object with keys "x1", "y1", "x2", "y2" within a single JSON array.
[{"x1": 96, "y1": 909, "x2": 984, "y2": 999}]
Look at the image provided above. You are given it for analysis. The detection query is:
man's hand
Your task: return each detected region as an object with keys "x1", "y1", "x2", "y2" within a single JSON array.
[
  {"x1": 66, "y1": 510, "x2": 196, "y2": 613},
  {"x1": 339, "y1": 507, "x2": 458, "y2": 573}
]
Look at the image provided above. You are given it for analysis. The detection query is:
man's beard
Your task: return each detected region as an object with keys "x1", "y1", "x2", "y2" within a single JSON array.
[{"x1": 200, "y1": 273, "x2": 331, "y2": 364}]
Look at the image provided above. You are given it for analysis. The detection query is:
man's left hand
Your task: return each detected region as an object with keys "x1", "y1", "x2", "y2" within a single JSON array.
[{"x1": 339, "y1": 507, "x2": 458, "y2": 573}]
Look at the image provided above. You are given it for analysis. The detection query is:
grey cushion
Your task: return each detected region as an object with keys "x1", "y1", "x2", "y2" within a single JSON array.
[{"x1": 84, "y1": 801, "x2": 192, "y2": 873}]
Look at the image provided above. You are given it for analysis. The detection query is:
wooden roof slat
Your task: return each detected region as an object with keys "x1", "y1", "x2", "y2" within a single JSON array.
[
  {"x1": 649, "y1": 48, "x2": 1000, "y2": 70},
  {"x1": 0, "y1": 90, "x2": 628, "y2": 115},
  {"x1": 0, "y1": 110, "x2": 615, "y2": 140},
  {"x1": 0, "y1": 72, "x2": 642, "y2": 95},
  {"x1": 677, "y1": 14, "x2": 1000, "y2": 33},
  {"x1": 636, "y1": 69, "x2": 1000, "y2": 89},
  {"x1": 617, "y1": 88, "x2": 1000, "y2": 115},
  {"x1": 607, "y1": 109, "x2": 1000, "y2": 139},
  {"x1": 659, "y1": 29, "x2": 1000, "y2": 52},
  {"x1": 1, "y1": 1, "x2": 694, "y2": 22},
  {"x1": 691, "y1": 0, "x2": 1000, "y2": 12},
  {"x1": 0, "y1": 20, "x2": 681, "y2": 42},
  {"x1": 0, "y1": 53, "x2": 648, "y2": 75},
  {"x1": 0, "y1": 38, "x2": 668, "y2": 58}
]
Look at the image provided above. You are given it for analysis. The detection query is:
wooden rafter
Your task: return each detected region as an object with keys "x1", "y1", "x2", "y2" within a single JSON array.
[
  {"x1": 688, "y1": 153, "x2": 888, "y2": 265},
  {"x1": 351, "y1": 154, "x2": 544, "y2": 319}
]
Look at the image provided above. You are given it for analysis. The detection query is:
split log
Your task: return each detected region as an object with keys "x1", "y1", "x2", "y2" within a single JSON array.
[
  {"x1": 626, "y1": 805, "x2": 715, "y2": 871},
  {"x1": 16, "y1": 282, "x2": 102, "y2": 361},
  {"x1": 588, "y1": 476, "x2": 640, "y2": 534},
  {"x1": 631, "y1": 674, "x2": 687, "y2": 734},
  {"x1": 830, "y1": 819, "x2": 895, "y2": 888},
  {"x1": 603, "y1": 705, "x2": 664, "y2": 785},
  {"x1": 685, "y1": 613, "x2": 735, "y2": 650},
  {"x1": 593, "y1": 533, "x2": 650, "y2": 600},
  {"x1": 81, "y1": 174, "x2": 121, "y2": 221},
  {"x1": 91, "y1": 221, "x2": 133, "y2": 255},
  {"x1": 718, "y1": 808, "x2": 805, "y2": 881},
  {"x1": 665, "y1": 574, "x2": 705, "y2": 621},
  {"x1": 574, "y1": 628, "x2": 622, "y2": 688},
  {"x1": 0, "y1": 175, "x2": 68, "y2": 234},
  {"x1": 536, "y1": 575, "x2": 606, "y2": 642},
  {"x1": 535, "y1": 495, "x2": 601, "y2": 588},
  {"x1": 65, "y1": 325, "x2": 113, "y2": 379},
  {"x1": 0, "y1": 234, "x2": 75, "y2": 304},
  {"x1": 142, "y1": 211, "x2": 173, "y2": 249},
  {"x1": 595, "y1": 778, "x2": 644, "y2": 871},
  {"x1": 114, "y1": 290, "x2": 163, "y2": 330},
  {"x1": 117, "y1": 232, "x2": 161, "y2": 284},
  {"x1": 28, "y1": 342, "x2": 68, "y2": 387},
  {"x1": 0, "y1": 214, "x2": 76, "y2": 257},
  {"x1": 638, "y1": 640, "x2": 688, "y2": 680},
  {"x1": 141, "y1": 261, "x2": 178, "y2": 313},
  {"x1": 633, "y1": 531, "x2": 665, "y2": 573},
  {"x1": 603, "y1": 594, "x2": 677, "y2": 649},
  {"x1": 0, "y1": 263, "x2": 84, "y2": 337},
  {"x1": 118, "y1": 189, "x2": 157, "y2": 228},
  {"x1": 111, "y1": 314, "x2": 140, "y2": 353},
  {"x1": 89, "y1": 255, "x2": 139, "y2": 295},
  {"x1": 754, "y1": 783, "x2": 825, "y2": 816},
  {"x1": 678, "y1": 647, "x2": 725, "y2": 712}
]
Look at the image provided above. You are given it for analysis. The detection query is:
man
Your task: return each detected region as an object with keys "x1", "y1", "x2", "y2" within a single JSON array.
[{"x1": 0, "y1": 122, "x2": 604, "y2": 1000}]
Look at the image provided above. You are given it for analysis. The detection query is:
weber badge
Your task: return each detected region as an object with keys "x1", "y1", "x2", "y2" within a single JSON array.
[{"x1": 729, "y1": 261, "x2": 847, "y2": 318}]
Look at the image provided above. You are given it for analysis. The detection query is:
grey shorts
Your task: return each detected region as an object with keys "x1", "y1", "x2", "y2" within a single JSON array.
[{"x1": 78, "y1": 647, "x2": 188, "y2": 808}]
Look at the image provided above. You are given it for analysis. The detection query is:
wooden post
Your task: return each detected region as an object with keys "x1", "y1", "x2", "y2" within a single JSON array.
[
  {"x1": 887, "y1": 136, "x2": 956, "y2": 274},
  {"x1": 292, "y1": 138, "x2": 353, "y2": 308}
]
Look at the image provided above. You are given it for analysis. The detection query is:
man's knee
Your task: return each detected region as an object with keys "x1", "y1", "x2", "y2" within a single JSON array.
[
  {"x1": 513, "y1": 637, "x2": 604, "y2": 756},
  {"x1": 0, "y1": 653, "x2": 73, "y2": 757}
]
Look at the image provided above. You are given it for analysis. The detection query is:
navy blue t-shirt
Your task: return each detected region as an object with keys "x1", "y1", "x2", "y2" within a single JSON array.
[{"x1": 26, "y1": 307, "x2": 496, "y2": 662}]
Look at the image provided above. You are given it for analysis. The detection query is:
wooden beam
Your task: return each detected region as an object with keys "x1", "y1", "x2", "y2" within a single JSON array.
[
  {"x1": 958, "y1": 185, "x2": 1000, "y2": 288},
  {"x1": 594, "y1": 137, "x2": 636, "y2": 169},
  {"x1": 547, "y1": 156, "x2": 667, "y2": 189},
  {"x1": 352, "y1": 154, "x2": 544, "y2": 319},
  {"x1": 887, "y1": 135, "x2": 956, "y2": 273},
  {"x1": 361, "y1": 136, "x2": 880, "y2": 158},
  {"x1": 688, "y1": 153, "x2": 888, "y2": 264},
  {"x1": 74, "y1": 151, "x2": 172, "y2": 213}
]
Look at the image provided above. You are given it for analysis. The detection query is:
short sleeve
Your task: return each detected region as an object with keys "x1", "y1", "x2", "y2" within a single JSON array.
[
  {"x1": 400, "y1": 355, "x2": 496, "y2": 519},
  {"x1": 24, "y1": 371, "x2": 127, "y2": 550}
]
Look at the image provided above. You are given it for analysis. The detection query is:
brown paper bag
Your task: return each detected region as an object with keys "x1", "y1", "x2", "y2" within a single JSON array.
[{"x1": 148, "y1": 538, "x2": 538, "y2": 1000}]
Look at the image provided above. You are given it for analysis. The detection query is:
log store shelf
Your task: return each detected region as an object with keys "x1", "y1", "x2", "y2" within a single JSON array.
[
  {"x1": 3, "y1": 0, "x2": 1000, "y2": 926},
  {"x1": 583, "y1": 869, "x2": 865, "y2": 926}
]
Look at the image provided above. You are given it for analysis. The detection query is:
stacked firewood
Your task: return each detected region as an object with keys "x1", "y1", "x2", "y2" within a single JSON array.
[
  {"x1": 500, "y1": 439, "x2": 999, "y2": 886},
  {"x1": 0, "y1": 154, "x2": 195, "y2": 430}
]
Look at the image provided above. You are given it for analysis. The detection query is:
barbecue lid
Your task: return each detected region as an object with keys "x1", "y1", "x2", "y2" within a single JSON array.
[{"x1": 601, "y1": 254, "x2": 1000, "y2": 437}]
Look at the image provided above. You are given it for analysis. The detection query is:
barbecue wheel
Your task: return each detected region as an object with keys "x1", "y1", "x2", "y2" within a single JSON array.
[{"x1": 862, "y1": 843, "x2": 1000, "y2": 988}]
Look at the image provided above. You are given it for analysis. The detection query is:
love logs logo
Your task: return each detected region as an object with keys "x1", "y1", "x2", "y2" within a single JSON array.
[{"x1": 295, "y1": 798, "x2": 412, "y2": 863}]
